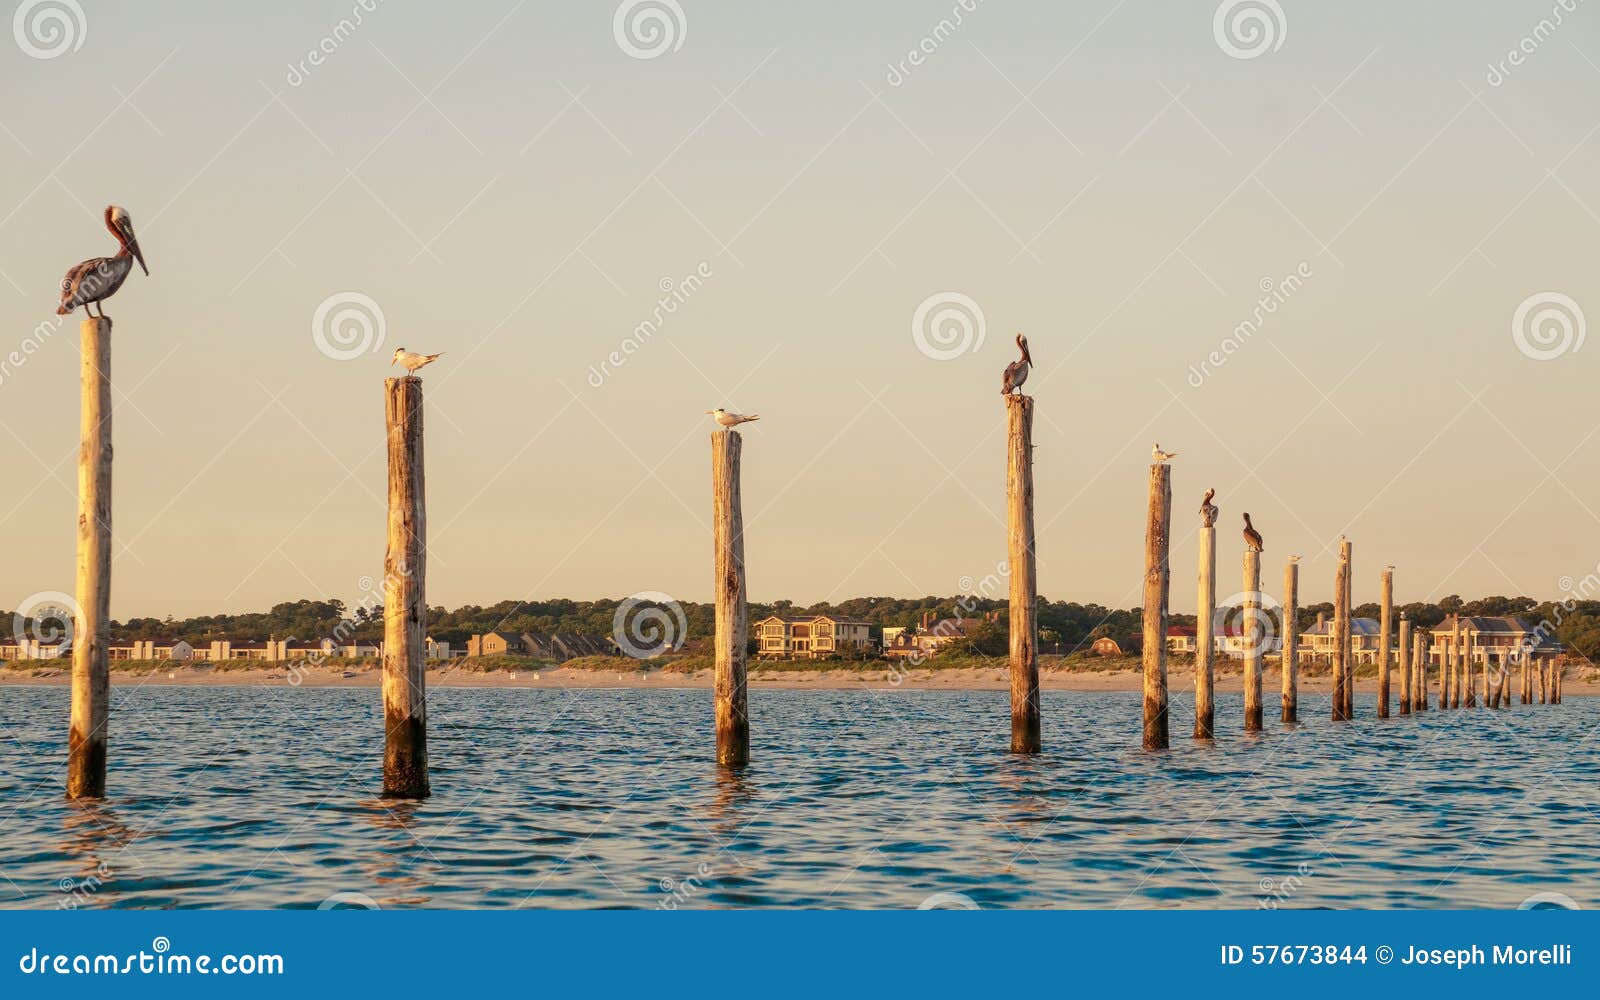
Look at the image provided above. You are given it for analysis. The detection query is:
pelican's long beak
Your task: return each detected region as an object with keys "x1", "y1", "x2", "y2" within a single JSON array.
[{"x1": 124, "y1": 224, "x2": 148, "y2": 275}]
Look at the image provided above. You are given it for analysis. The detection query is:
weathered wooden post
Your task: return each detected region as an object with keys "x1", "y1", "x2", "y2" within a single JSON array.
[
  {"x1": 67, "y1": 316, "x2": 112, "y2": 799},
  {"x1": 1481, "y1": 638, "x2": 1493, "y2": 709},
  {"x1": 1006, "y1": 395, "x2": 1040, "y2": 753},
  {"x1": 1141, "y1": 462, "x2": 1172, "y2": 750},
  {"x1": 1414, "y1": 630, "x2": 1428, "y2": 711},
  {"x1": 712, "y1": 428, "x2": 750, "y2": 766},
  {"x1": 1520, "y1": 653, "x2": 1531, "y2": 705},
  {"x1": 1553, "y1": 663, "x2": 1562, "y2": 704},
  {"x1": 381, "y1": 376, "x2": 429, "y2": 798},
  {"x1": 1451, "y1": 622, "x2": 1463, "y2": 708},
  {"x1": 1282, "y1": 557, "x2": 1299, "y2": 724},
  {"x1": 1539, "y1": 659, "x2": 1549, "y2": 704},
  {"x1": 1397, "y1": 612, "x2": 1411, "y2": 716},
  {"x1": 1378, "y1": 568, "x2": 1393, "y2": 718},
  {"x1": 1463, "y1": 626, "x2": 1476, "y2": 708},
  {"x1": 1341, "y1": 539, "x2": 1354, "y2": 718},
  {"x1": 1331, "y1": 543, "x2": 1350, "y2": 722},
  {"x1": 1195, "y1": 503, "x2": 1217, "y2": 740},
  {"x1": 1242, "y1": 549, "x2": 1263, "y2": 732}
]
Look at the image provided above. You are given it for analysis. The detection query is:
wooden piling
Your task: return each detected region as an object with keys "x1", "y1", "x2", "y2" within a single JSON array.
[
  {"x1": 381, "y1": 377, "x2": 429, "y2": 798},
  {"x1": 1539, "y1": 660, "x2": 1548, "y2": 704},
  {"x1": 1331, "y1": 543, "x2": 1350, "y2": 722},
  {"x1": 1242, "y1": 550, "x2": 1263, "y2": 732},
  {"x1": 67, "y1": 317, "x2": 112, "y2": 799},
  {"x1": 1378, "y1": 568, "x2": 1393, "y2": 718},
  {"x1": 1520, "y1": 654, "x2": 1531, "y2": 705},
  {"x1": 1141, "y1": 463, "x2": 1171, "y2": 751},
  {"x1": 1451, "y1": 622, "x2": 1463, "y2": 708},
  {"x1": 1341, "y1": 540, "x2": 1354, "y2": 718},
  {"x1": 1463, "y1": 627, "x2": 1476, "y2": 708},
  {"x1": 1195, "y1": 519, "x2": 1216, "y2": 740},
  {"x1": 1006, "y1": 395, "x2": 1041, "y2": 753},
  {"x1": 1414, "y1": 631, "x2": 1428, "y2": 711},
  {"x1": 712, "y1": 429, "x2": 751, "y2": 766},
  {"x1": 1282, "y1": 558, "x2": 1299, "y2": 724},
  {"x1": 1553, "y1": 664, "x2": 1562, "y2": 704},
  {"x1": 1397, "y1": 612, "x2": 1411, "y2": 716}
]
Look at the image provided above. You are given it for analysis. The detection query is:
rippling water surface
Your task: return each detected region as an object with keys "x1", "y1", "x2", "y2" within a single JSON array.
[{"x1": 0, "y1": 686, "x2": 1595, "y2": 909}]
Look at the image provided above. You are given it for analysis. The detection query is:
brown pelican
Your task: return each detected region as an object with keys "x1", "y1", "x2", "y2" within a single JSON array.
[
  {"x1": 392, "y1": 348, "x2": 443, "y2": 373},
  {"x1": 1243, "y1": 512, "x2": 1264, "y2": 552},
  {"x1": 1199, "y1": 487, "x2": 1218, "y2": 526},
  {"x1": 1001, "y1": 333, "x2": 1031, "y2": 394},
  {"x1": 707, "y1": 408, "x2": 759, "y2": 428},
  {"x1": 1152, "y1": 442, "x2": 1178, "y2": 463},
  {"x1": 56, "y1": 205, "x2": 147, "y2": 318}
]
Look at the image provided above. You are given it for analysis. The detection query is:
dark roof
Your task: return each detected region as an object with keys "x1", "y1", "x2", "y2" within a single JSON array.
[
  {"x1": 1303, "y1": 617, "x2": 1380, "y2": 637},
  {"x1": 1166, "y1": 625, "x2": 1197, "y2": 637}
]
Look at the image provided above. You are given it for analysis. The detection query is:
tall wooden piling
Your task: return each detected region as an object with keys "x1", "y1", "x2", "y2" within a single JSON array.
[
  {"x1": 1006, "y1": 395, "x2": 1041, "y2": 753},
  {"x1": 1520, "y1": 654, "x2": 1531, "y2": 705},
  {"x1": 1282, "y1": 558, "x2": 1299, "y2": 724},
  {"x1": 1378, "y1": 568, "x2": 1393, "y2": 718},
  {"x1": 381, "y1": 377, "x2": 429, "y2": 798},
  {"x1": 711, "y1": 429, "x2": 750, "y2": 766},
  {"x1": 1397, "y1": 613, "x2": 1411, "y2": 716},
  {"x1": 1341, "y1": 540, "x2": 1354, "y2": 718},
  {"x1": 1242, "y1": 550, "x2": 1263, "y2": 732},
  {"x1": 1463, "y1": 626, "x2": 1476, "y2": 708},
  {"x1": 67, "y1": 317, "x2": 112, "y2": 799},
  {"x1": 1539, "y1": 660, "x2": 1549, "y2": 704},
  {"x1": 1195, "y1": 516, "x2": 1216, "y2": 740},
  {"x1": 1414, "y1": 630, "x2": 1428, "y2": 711},
  {"x1": 1141, "y1": 463, "x2": 1172, "y2": 751},
  {"x1": 1450, "y1": 623, "x2": 1463, "y2": 708},
  {"x1": 1331, "y1": 544, "x2": 1350, "y2": 722},
  {"x1": 1480, "y1": 636, "x2": 1492, "y2": 709},
  {"x1": 1553, "y1": 664, "x2": 1562, "y2": 704}
]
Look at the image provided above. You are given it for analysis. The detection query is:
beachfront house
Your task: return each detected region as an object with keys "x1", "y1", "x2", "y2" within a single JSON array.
[
  {"x1": 467, "y1": 631, "x2": 526, "y2": 656},
  {"x1": 754, "y1": 615, "x2": 876, "y2": 658},
  {"x1": 1424, "y1": 615, "x2": 1563, "y2": 668},
  {"x1": 1296, "y1": 616, "x2": 1383, "y2": 664},
  {"x1": 1165, "y1": 625, "x2": 1197, "y2": 653},
  {"x1": 0, "y1": 637, "x2": 68, "y2": 660}
]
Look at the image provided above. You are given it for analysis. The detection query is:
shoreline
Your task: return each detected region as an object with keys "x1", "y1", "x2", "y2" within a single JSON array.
[{"x1": 1, "y1": 662, "x2": 1593, "y2": 694}]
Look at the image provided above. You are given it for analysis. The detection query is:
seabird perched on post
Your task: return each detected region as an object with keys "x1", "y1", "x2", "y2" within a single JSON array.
[
  {"x1": 1199, "y1": 487, "x2": 1218, "y2": 527},
  {"x1": 57, "y1": 205, "x2": 148, "y2": 318},
  {"x1": 1243, "y1": 513, "x2": 1264, "y2": 552},
  {"x1": 1001, "y1": 333, "x2": 1031, "y2": 394},
  {"x1": 1152, "y1": 442, "x2": 1178, "y2": 463},
  {"x1": 707, "y1": 408, "x2": 759, "y2": 428},
  {"x1": 392, "y1": 348, "x2": 443, "y2": 374}
]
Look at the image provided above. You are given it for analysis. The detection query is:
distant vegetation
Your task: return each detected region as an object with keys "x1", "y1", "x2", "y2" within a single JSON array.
[{"x1": 3, "y1": 592, "x2": 1595, "y2": 663}]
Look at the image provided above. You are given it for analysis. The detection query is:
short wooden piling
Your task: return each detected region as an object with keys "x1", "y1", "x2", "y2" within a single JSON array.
[
  {"x1": 1539, "y1": 660, "x2": 1549, "y2": 704},
  {"x1": 67, "y1": 316, "x2": 112, "y2": 799},
  {"x1": 1282, "y1": 557, "x2": 1299, "y2": 724},
  {"x1": 1414, "y1": 631, "x2": 1428, "y2": 711},
  {"x1": 1553, "y1": 664, "x2": 1562, "y2": 704},
  {"x1": 1378, "y1": 568, "x2": 1393, "y2": 718},
  {"x1": 1242, "y1": 550, "x2": 1263, "y2": 732},
  {"x1": 1331, "y1": 544, "x2": 1350, "y2": 722},
  {"x1": 1006, "y1": 395, "x2": 1041, "y2": 753},
  {"x1": 1520, "y1": 654, "x2": 1531, "y2": 705},
  {"x1": 1141, "y1": 463, "x2": 1172, "y2": 751},
  {"x1": 1397, "y1": 613, "x2": 1411, "y2": 716},
  {"x1": 1463, "y1": 627, "x2": 1476, "y2": 708},
  {"x1": 1195, "y1": 517, "x2": 1216, "y2": 740},
  {"x1": 381, "y1": 377, "x2": 429, "y2": 798},
  {"x1": 712, "y1": 429, "x2": 751, "y2": 766},
  {"x1": 1451, "y1": 623, "x2": 1463, "y2": 708}
]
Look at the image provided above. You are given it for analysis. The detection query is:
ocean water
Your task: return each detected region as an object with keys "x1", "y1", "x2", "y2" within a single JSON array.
[{"x1": 0, "y1": 685, "x2": 1593, "y2": 910}]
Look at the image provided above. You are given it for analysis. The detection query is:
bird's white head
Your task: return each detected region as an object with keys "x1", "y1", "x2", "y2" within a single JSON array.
[{"x1": 392, "y1": 347, "x2": 405, "y2": 365}]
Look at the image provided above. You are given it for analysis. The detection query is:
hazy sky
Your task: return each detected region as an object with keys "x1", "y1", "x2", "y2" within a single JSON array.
[{"x1": 2, "y1": 0, "x2": 1597, "y2": 618}]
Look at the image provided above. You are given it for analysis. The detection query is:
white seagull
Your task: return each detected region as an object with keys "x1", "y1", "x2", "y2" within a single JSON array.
[
  {"x1": 1152, "y1": 442, "x2": 1178, "y2": 463},
  {"x1": 392, "y1": 348, "x2": 443, "y2": 374},
  {"x1": 707, "y1": 408, "x2": 759, "y2": 428}
]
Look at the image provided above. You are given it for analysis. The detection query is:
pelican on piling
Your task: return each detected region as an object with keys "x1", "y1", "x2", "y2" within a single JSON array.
[
  {"x1": 1200, "y1": 487, "x2": 1218, "y2": 526},
  {"x1": 1243, "y1": 513, "x2": 1264, "y2": 552},
  {"x1": 707, "y1": 408, "x2": 759, "y2": 428},
  {"x1": 392, "y1": 348, "x2": 443, "y2": 374},
  {"x1": 56, "y1": 205, "x2": 148, "y2": 318},
  {"x1": 1001, "y1": 333, "x2": 1031, "y2": 394}
]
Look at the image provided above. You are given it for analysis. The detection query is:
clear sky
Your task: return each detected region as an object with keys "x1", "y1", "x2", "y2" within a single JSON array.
[{"x1": 1, "y1": 0, "x2": 1597, "y2": 618}]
